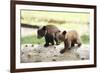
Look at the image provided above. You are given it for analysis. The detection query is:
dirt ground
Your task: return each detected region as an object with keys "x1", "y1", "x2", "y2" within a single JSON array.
[{"x1": 21, "y1": 44, "x2": 89, "y2": 63}]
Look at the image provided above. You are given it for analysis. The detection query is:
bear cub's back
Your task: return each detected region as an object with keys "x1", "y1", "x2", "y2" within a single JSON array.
[
  {"x1": 46, "y1": 25, "x2": 60, "y2": 34},
  {"x1": 67, "y1": 30, "x2": 79, "y2": 41}
]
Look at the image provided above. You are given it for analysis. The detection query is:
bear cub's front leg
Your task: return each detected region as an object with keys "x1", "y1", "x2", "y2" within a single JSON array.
[
  {"x1": 44, "y1": 43, "x2": 49, "y2": 47},
  {"x1": 44, "y1": 36, "x2": 50, "y2": 47},
  {"x1": 44, "y1": 34, "x2": 54, "y2": 47}
]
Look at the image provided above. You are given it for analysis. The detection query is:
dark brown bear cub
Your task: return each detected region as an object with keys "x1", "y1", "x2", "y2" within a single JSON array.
[
  {"x1": 58, "y1": 30, "x2": 82, "y2": 54},
  {"x1": 37, "y1": 25, "x2": 60, "y2": 47}
]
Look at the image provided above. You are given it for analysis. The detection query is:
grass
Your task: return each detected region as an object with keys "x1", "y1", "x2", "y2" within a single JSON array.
[
  {"x1": 21, "y1": 34, "x2": 89, "y2": 44},
  {"x1": 21, "y1": 35, "x2": 45, "y2": 44},
  {"x1": 81, "y1": 34, "x2": 89, "y2": 44}
]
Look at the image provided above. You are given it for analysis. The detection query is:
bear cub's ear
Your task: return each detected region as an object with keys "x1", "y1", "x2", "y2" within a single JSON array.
[
  {"x1": 42, "y1": 26, "x2": 46, "y2": 30},
  {"x1": 62, "y1": 30, "x2": 67, "y2": 35}
]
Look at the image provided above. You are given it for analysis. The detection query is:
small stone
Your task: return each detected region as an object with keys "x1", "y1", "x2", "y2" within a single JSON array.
[
  {"x1": 25, "y1": 45, "x2": 28, "y2": 47},
  {"x1": 34, "y1": 60, "x2": 42, "y2": 62},
  {"x1": 31, "y1": 44, "x2": 34, "y2": 47},
  {"x1": 54, "y1": 55, "x2": 57, "y2": 57},
  {"x1": 38, "y1": 51, "x2": 41, "y2": 53},
  {"x1": 27, "y1": 54, "x2": 31, "y2": 58},
  {"x1": 81, "y1": 58, "x2": 85, "y2": 60},
  {"x1": 54, "y1": 46, "x2": 56, "y2": 49},
  {"x1": 52, "y1": 59, "x2": 56, "y2": 61}
]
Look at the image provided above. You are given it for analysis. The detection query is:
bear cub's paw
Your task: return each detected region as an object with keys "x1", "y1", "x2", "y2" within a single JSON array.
[
  {"x1": 78, "y1": 43, "x2": 82, "y2": 47},
  {"x1": 60, "y1": 49, "x2": 66, "y2": 54},
  {"x1": 44, "y1": 44, "x2": 49, "y2": 47}
]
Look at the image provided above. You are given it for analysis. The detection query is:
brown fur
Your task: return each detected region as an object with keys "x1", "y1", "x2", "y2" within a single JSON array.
[
  {"x1": 58, "y1": 30, "x2": 82, "y2": 54},
  {"x1": 37, "y1": 25, "x2": 60, "y2": 47}
]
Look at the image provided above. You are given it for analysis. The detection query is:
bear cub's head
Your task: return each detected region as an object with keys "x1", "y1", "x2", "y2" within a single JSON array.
[
  {"x1": 37, "y1": 26, "x2": 47, "y2": 38},
  {"x1": 57, "y1": 30, "x2": 67, "y2": 42}
]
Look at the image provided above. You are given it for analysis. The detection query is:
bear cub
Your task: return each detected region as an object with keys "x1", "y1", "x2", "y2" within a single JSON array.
[
  {"x1": 37, "y1": 25, "x2": 60, "y2": 47},
  {"x1": 58, "y1": 30, "x2": 82, "y2": 54}
]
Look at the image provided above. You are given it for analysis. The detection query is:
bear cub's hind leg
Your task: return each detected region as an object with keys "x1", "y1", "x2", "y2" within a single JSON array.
[
  {"x1": 55, "y1": 38, "x2": 60, "y2": 45},
  {"x1": 51, "y1": 39, "x2": 54, "y2": 45},
  {"x1": 76, "y1": 39, "x2": 82, "y2": 47},
  {"x1": 44, "y1": 42, "x2": 49, "y2": 47}
]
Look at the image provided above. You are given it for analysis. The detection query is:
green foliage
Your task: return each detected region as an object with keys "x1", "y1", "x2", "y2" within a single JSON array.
[
  {"x1": 81, "y1": 34, "x2": 89, "y2": 44},
  {"x1": 21, "y1": 34, "x2": 89, "y2": 45},
  {"x1": 21, "y1": 35, "x2": 45, "y2": 44}
]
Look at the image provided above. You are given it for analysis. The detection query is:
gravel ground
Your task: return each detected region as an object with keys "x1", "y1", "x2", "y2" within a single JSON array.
[{"x1": 21, "y1": 44, "x2": 89, "y2": 63}]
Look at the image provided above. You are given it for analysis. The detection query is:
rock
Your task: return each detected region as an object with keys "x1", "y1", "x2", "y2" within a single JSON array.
[{"x1": 21, "y1": 44, "x2": 89, "y2": 63}]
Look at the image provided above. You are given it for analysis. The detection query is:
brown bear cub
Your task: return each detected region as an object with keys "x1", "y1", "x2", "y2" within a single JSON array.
[
  {"x1": 58, "y1": 30, "x2": 82, "y2": 54},
  {"x1": 37, "y1": 25, "x2": 60, "y2": 47}
]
